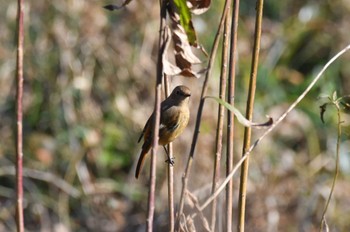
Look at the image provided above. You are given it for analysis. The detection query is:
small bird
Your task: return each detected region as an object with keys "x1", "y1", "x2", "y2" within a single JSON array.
[{"x1": 135, "y1": 85, "x2": 191, "y2": 179}]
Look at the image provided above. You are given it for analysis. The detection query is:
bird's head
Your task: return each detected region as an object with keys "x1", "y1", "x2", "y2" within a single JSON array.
[{"x1": 170, "y1": 85, "x2": 191, "y2": 104}]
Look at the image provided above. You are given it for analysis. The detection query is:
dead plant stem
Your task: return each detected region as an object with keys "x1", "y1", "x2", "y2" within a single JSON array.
[
  {"x1": 15, "y1": 0, "x2": 25, "y2": 231},
  {"x1": 225, "y1": 12, "x2": 234, "y2": 232},
  {"x1": 237, "y1": 1, "x2": 264, "y2": 231},
  {"x1": 320, "y1": 102, "x2": 342, "y2": 231},
  {"x1": 210, "y1": 7, "x2": 230, "y2": 231},
  {"x1": 146, "y1": 1, "x2": 167, "y2": 231},
  {"x1": 210, "y1": 11, "x2": 230, "y2": 231},
  {"x1": 226, "y1": 0, "x2": 240, "y2": 230},
  {"x1": 164, "y1": 75, "x2": 175, "y2": 232}
]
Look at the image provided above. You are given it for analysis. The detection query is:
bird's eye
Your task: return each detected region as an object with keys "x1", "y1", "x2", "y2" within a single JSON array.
[{"x1": 176, "y1": 90, "x2": 180, "y2": 95}]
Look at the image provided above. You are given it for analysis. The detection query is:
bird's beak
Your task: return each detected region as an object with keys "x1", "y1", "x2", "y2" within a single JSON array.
[{"x1": 185, "y1": 93, "x2": 191, "y2": 97}]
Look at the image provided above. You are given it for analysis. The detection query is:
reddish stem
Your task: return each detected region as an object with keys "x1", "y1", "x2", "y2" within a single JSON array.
[{"x1": 15, "y1": 0, "x2": 25, "y2": 231}]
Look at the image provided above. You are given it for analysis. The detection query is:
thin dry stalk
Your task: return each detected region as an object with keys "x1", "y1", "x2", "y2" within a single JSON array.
[
  {"x1": 320, "y1": 101, "x2": 342, "y2": 231},
  {"x1": 164, "y1": 75, "x2": 175, "y2": 232},
  {"x1": 226, "y1": 0, "x2": 240, "y2": 230},
  {"x1": 15, "y1": 0, "x2": 25, "y2": 231},
  {"x1": 175, "y1": 1, "x2": 232, "y2": 229},
  {"x1": 210, "y1": 12, "x2": 230, "y2": 231},
  {"x1": 146, "y1": 1, "x2": 167, "y2": 231},
  {"x1": 225, "y1": 12, "x2": 234, "y2": 232},
  {"x1": 237, "y1": 0, "x2": 264, "y2": 231}
]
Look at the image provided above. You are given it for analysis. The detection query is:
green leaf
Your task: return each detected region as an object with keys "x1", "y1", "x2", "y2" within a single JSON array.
[
  {"x1": 205, "y1": 96, "x2": 273, "y2": 128},
  {"x1": 173, "y1": 0, "x2": 197, "y2": 46}
]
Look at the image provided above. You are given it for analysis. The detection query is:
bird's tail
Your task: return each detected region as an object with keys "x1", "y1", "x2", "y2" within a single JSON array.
[{"x1": 135, "y1": 148, "x2": 148, "y2": 179}]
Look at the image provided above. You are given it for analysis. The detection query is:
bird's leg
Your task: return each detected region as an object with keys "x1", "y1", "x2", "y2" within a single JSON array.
[{"x1": 163, "y1": 145, "x2": 175, "y2": 166}]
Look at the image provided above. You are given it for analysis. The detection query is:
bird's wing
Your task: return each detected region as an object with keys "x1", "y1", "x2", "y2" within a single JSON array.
[
  {"x1": 138, "y1": 115, "x2": 152, "y2": 143},
  {"x1": 160, "y1": 106, "x2": 180, "y2": 132}
]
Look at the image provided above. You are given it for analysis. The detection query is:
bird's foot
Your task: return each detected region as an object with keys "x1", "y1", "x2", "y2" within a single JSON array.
[{"x1": 165, "y1": 157, "x2": 175, "y2": 166}]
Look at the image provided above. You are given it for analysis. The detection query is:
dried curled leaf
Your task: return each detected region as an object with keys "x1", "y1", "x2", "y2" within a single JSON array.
[
  {"x1": 163, "y1": 27, "x2": 182, "y2": 76},
  {"x1": 164, "y1": 0, "x2": 207, "y2": 78},
  {"x1": 206, "y1": 96, "x2": 273, "y2": 128},
  {"x1": 188, "y1": 0, "x2": 211, "y2": 15}
]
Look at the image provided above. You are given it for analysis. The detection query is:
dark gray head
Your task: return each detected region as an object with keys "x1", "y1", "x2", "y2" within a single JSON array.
[{"x1": 170, "y1": 85, "x2": 191, "y2": 99}]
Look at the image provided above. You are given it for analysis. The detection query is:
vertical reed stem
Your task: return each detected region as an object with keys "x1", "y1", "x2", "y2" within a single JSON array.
[
  {"x1": 210, "y1": 11, "x2": 230, "y2": 231},
  {"x1": 225, "y1": 0, "x2": 240, "y2": 230},
  {"x1": 225, "y1": 10, "x2": 234, "y2": 232},
  {"x1": 237, "y1": 1, "x2": 264, "y2": 231},
  {"x1": 164, "y1": 75, "x2": 175, "y2": 232},
  {"x1": 15, "y1": 0, "x2": 25, "y2": 231},
  {"x1": 146, "y1": 1, "x2": 167, "y2": 231}
]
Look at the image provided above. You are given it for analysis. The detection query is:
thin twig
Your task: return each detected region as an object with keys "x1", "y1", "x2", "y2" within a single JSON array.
[
  {"x1": 210, "y1": 10, "x2": 231, "y2": 231},
  {"x1": 225, "y1": 11, "x2": 234, "y2": 232},
  {"x1": 164, "y1": 75, "x2": 175, "y2": 232},
  {"x1": 194, "y1": 44, "x2": 350, "y2": 216},
  {"x1": 226, "y1": 0, "x2": 240, "y2": 230},
  {"x1": 15, "y1": 0, "x2": 24, "y2": 230},
  {"x1": 237, "y1": 0, "x2": 264, "y2": 231},
  {"x1": 147, "y1": 1, "x2": 167, "y2": 231},
  {"x1": 320, "y1": 100, "x2": 342, "y2": 231},
  {"x1": 175, "y1": 1, "x2": 232, "y2": 229}
]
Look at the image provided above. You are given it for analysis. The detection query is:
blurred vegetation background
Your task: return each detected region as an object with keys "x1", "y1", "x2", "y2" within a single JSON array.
[{"x1": 0, "y1": 0, "x2": 350, "y2": 231}]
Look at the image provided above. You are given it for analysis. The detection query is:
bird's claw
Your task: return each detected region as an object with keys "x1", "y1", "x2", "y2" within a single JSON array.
[{"x1": 165, "y1": 157, "x2": 175, "y2": 166}]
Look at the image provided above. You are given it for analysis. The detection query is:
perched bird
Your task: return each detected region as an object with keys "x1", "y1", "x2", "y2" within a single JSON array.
[{"x1": 135, "y1": 85, "x2": 191, "y2": 179}]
